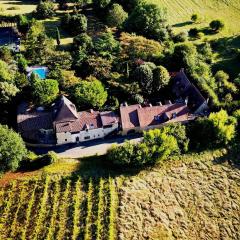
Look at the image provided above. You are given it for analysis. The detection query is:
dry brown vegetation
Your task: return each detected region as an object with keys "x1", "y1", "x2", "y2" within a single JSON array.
[{"x1": 117, "y1": 151, "x2": 240, "y2": 240}]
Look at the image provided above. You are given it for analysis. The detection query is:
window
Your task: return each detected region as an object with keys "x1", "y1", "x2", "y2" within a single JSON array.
[{"x1": 84, "y1": 136, "x2": 90, "y2": 140}]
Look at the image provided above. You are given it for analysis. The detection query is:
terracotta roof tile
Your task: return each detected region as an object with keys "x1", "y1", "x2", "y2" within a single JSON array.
[{"x1": 55, "y1": 111, "x2": 102, "y2": 133}]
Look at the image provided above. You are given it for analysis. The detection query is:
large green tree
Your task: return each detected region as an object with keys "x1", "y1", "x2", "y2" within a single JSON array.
[
  {"x1": 35, "y1": 0, "x2": 55, "y2": 19},
  {"x1": 0, "y1": 125, "x2": 27, "y2": 172},
  {"x1": 189, "y1": 110, "x2": 236, "y2": 149},
  {"x1": 0, "y1": 82, "x2": 19, "y2": 104},
  {"x1": 33, "y1": 79, "x2": 59, "y2": 105},
  {"x1": 107, "y1": 3, "x2": 128, "y2": 27},
  {"x1": 125, "y1": 2, "x2": 168, "y2": 40},
  {"x1": 152, "y1": 65, "x2": 170, "y2": 91},
  {"x1": 0, "y1": 60, "x2": 13, "y2": 82},
  {"x1": 73, "y1": 77, "x2": 108, "y2": 108}
]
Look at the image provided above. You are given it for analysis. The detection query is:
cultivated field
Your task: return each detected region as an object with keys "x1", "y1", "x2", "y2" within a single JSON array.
[
  {"x1": 0, "y1": 151, "x2": 239, "y2": 239},
  {"x1": 0, "y1": 175, "x2": 118, "y2": 240},
  {"x1": 150, "y1": 0, "x2": 240, "y2": 35}
]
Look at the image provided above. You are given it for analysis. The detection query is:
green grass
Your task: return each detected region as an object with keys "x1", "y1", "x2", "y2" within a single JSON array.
[
  {"x1": 150, "y1": 0, "x2": 240, "y2": 36},
  {"x1": 0, "y1": 0, "x2": 37, "y2": 15}
]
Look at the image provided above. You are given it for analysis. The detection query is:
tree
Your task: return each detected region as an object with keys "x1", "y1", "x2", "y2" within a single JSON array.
[
  {"x1": 152, "y1": 65, "x2": 170, "y2": 91},
  {"x1": 165, "y1": 123, "x2": 189, "y2": 153},
  {"x1": 35, "y1": 0, "x2": 55, "y2": 19},
  {"x1": 120, "y1": 32, "x2": 162, "y2": 61},
  {"x1": 58, "y1": 70, "x2": 80, "y2": 89},
  {"x1": 134, "y1": 63, "x2": 154, "y2": 94},
  {"x1": 0, "y1": 82, "x2": 19, "y2": 104},
  {"x1": 25, "y1": 21, "x2": 55, "y2": 64},
  {"x1": 33, "y1": 79, "x2": 59, "y2": 105},
  {"x1": 73, "y1": 33, "x2": 93, "y2": 50},
  {"x1": 107, "y1": 127, "x2": 180, "y2": 167},
  {"x1": 94, "y1": 30, "x2": 120, "y2": 59},
  {"x1": 84, "y1": 56, "x2": 112, "y2": 79},
  {"x1": 209, "y1": 20, "x2": 225, "y2": 32},
  {"x1": 93, "y1": 0, "x2": 111, "y2": 9},
  {"x1": 17, "y1": 54, "x2": 28, "y2": 72},
  {"x1": 143, "y1": 128, "x2": 179, "y2": 163},
  {"x1": 125, "y1": 2, "x2": 168, "y2": 40},
  {"x1": 47, "y1": 50, "x2": 72, "y2": 70},
  {"x1": 56, "y1": 27, "x2": 61, "y2": 45},
  {"x1": 208, "y1": 110, "x2": 236, "y2": 146},
  {"x1": 0, "y1": 124, "x2": 27, "y2": 172},
  {"x1": 0, "y1": 60, "x2": 13, "y2": 82},
  {"x1": 191, "y1": 13, "x2": 200, "y2": 23},
  {"x1": 62, "y1": 13, "x2": 87, "y2": 35},
  {"x1": 107, "y1": 3, "x2": 128, "y2": 27},
  {"x1": 215, "y1": 70, "x2": 237, "y2": 97},
  {"x1": 189, "y1": 110, "x2": 236, "y2": 149},
  {"x1": 73, "y1": 77, "x2": 108, "y2": 108}
]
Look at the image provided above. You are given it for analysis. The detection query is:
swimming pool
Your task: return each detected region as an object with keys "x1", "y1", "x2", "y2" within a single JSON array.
[{"x1": 32, "y1": 68, "x2": 47, "y2": 79}]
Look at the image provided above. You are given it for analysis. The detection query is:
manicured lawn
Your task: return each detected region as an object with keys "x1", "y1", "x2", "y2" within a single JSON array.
[{"x1": 0, "y1": 0, "x2": 37, "y2": 15}]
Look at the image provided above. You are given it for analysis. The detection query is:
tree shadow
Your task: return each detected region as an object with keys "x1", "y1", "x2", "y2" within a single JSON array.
[
  {"x1": 172, "y1": 21, "x2": 193, "y2": 28},
  {"x1": 1, "y1": 0, "x2": 38, "y2": 6}
]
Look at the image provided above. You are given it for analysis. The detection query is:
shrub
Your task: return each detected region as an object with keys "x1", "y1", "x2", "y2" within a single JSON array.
[
  {"x1": 174, "y1": 32, "x2": 188, "y2": 43},
  {"x1": 191, "y1": 13, "x2": 200, "y2": 23},
  {"x1": 209, "y1": 19, "x2": 225, "y2": 32},
  {"x1": 107, "y1": 126, "x2": 181, "y2": 167},
  {"x1": 0, "y1": 125, "x2": 27, "y2": 172},
  {"x1": 107, "y1": 3, "x2": 128, "y2": 28},
  {"x1": 35, "y1": 0, "x2": 55, "y2": 19}
]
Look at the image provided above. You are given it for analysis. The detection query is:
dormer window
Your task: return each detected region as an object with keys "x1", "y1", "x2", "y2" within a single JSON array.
[{"x1": 90, "y1": 123, "x2": 94, "y2": 129}]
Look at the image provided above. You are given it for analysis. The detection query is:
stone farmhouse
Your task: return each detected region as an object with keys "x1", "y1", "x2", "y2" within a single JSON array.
[{"x1": 17, "y1": 69, "x2": 208, "y2": 145}]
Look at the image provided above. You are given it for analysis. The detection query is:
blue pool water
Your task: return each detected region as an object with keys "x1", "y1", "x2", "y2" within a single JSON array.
[{"x1": 32, "y1": 68, "x2": 47, "y2": 79}]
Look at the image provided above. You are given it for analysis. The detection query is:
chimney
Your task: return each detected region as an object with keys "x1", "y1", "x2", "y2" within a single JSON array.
[
  {"x1": 157, "y1": 102, "x2": 162, "y2": 106},
  {"x1": 180, "y1": 68, "x2": 185, "y2": 73},
  {"x1": 148, "y1": 103, "x2": 152, "y2": 107},
  {"x1": 185, "y1": 97, "x2": 189, "y2": 105},
  {"x1": 90, "y1": 109, "x2": 94, "y2": 113}
]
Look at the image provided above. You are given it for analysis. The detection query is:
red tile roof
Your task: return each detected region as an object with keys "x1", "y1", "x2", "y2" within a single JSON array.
[
  {"x1": 137, "y1": 104, "x2": 189, "y2": 128},
  {"x1": 100, "y1": 111, "x2": 119, "y2": 126},
  {"x1": 55, "y1": 111, "x2": 102, "y2": 133},
  {"x1": 120, "y1": 104, "x2": 141, "y2": 129},
  {"x1": 120, "y1": 103, "x2": 190, "y2": 130}
]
